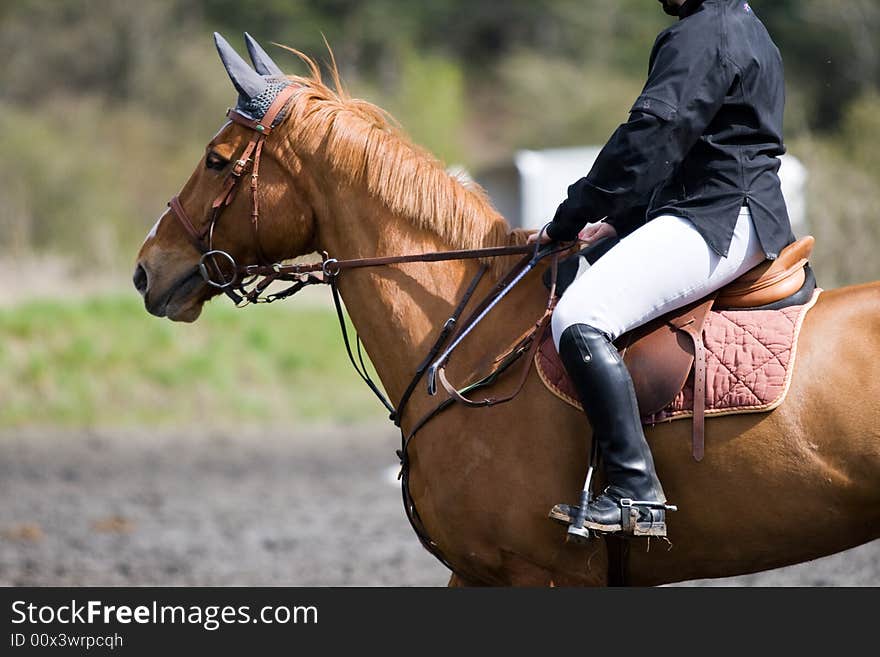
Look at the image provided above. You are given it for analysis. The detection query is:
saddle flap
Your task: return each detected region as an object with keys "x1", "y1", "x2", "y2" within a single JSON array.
[{"x1": 617, "y1": 296, "x2": 716, "y2": 416}]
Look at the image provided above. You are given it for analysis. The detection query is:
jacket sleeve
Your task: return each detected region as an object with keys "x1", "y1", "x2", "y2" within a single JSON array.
[{"x1": 546, "y1": 22, "x2": 735, "y2": 242}]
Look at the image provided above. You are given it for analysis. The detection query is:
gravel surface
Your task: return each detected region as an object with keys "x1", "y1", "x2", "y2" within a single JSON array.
[{"x1": 1, "y1": 427, "x2": 877, "y2": 587}]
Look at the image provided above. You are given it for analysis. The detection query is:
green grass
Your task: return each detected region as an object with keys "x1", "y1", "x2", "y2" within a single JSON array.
[{"x1": 0, "y1": 295, "x2": 387, "y2": 429}]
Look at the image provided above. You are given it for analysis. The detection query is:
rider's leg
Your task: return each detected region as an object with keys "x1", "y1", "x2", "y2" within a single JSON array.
[
  {"x1": 556, "y1": 322, "x2": 669, "y2": 534},
  {"x1": 550, "y1": 207, "x2": 766, "y2": 536}
]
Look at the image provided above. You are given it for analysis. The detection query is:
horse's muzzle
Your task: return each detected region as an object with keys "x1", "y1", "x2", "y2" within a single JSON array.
[{"x1": 133, "y1": 263, "x2": 148, "y2": 296}]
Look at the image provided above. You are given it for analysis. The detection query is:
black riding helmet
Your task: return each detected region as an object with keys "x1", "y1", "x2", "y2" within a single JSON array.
[
  {"x1": 656, "y1": 0, "x2": 680, "y2": 16},
  {"x1": 657, "y1": 0, "x2": 696, "y2": 17}
]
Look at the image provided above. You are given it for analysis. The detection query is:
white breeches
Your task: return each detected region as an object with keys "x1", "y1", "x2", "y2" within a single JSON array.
[{"x1": 551, "y1": 207, "x2": 767, "y2": 349}]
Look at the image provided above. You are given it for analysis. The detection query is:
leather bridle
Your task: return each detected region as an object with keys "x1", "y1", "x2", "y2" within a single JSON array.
[{"x1": 167, "y1": 84, "x2": 299, "y2": 301}]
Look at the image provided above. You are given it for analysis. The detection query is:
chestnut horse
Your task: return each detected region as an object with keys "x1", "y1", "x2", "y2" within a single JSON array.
[{"x1": 135, "y1": 39, "x2": 880, "y2": 586}]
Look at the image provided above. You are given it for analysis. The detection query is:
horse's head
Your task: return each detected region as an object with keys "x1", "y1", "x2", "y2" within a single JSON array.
[{"x1": 134, "y1": 33, "x2": 316, "y2": 322}]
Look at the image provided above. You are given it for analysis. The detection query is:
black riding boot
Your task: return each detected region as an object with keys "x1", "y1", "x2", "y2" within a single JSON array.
[{"x1": 550, "y1": 323, "x2": 672, "y2": 537}]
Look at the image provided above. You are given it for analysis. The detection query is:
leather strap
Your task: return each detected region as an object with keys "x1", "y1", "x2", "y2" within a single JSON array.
[
  {"x1": 436, "y1": 254, "x2": 559, "y2": 407},
  {"x1": 169, "y1": 195, "x2": 207, "y2": 251},
  {"x1": 329, "y1": 275, "x2": 396, "y2": 415},
  {"x1": 226, "y1": 109, "x2": 270, "y2": 133},
  {"x1": 246, "y1": 245, "x2": 537, "y2": 279},
  {"x1": 670, "y1": 294, "x2": 717, "y2": 462},
  {"x1": 391, "y1": 265, "x2": 488, "y2": 426},
  {"x1": 249, "y1": 137, "x2": 270, "y2": 263},
  {"x1": 437, "y1": 305, "x2": 553, "y2": 407}
]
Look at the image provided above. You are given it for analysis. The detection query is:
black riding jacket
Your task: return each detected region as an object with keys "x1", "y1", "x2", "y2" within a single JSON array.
[{"x1": 547, "y1": 0, "x2": 794, "y2": 259}]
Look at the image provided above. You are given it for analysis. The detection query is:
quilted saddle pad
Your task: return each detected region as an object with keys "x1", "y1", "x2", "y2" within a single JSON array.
[{"x1": 536, "y1": 289, "x2": 822, "y2": 424}]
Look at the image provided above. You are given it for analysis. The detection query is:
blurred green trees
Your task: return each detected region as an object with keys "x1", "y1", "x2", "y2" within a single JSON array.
[{"x1": 0, "y1": 0, "x2": 878, "y2": 284}]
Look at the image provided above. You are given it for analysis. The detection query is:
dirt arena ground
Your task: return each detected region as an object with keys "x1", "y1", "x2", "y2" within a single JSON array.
[{"x1": 1, "y1": 426, "x2": 877, "y2": 587}]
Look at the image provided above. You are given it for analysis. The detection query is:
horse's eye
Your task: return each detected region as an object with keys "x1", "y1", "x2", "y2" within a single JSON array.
[{"x1": 205, "y1": 153, "x2": 229, "y2": 171}]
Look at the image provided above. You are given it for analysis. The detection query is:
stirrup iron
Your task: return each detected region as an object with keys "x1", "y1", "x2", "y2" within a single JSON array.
[
  {"x1": 549, "y1": 498, "x2": 678, "y2": 538},
  {"x1": 618, "y1": 498, "x2": 677, "y2": 537}
]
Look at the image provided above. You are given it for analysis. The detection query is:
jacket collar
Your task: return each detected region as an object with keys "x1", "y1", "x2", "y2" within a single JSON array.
[{"x1": 678, "y1": 0, "x2": 707, "y2": 19}]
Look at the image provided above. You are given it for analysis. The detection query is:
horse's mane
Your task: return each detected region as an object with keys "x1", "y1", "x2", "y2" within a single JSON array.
[{"x1": 279, "y1": 47, "x2": 529, "y2": 273}]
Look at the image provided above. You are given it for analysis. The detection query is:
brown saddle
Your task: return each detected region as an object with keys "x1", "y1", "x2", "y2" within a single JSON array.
[{"x1": 551, "y1": 236, "x2": 816, "y2": 462}]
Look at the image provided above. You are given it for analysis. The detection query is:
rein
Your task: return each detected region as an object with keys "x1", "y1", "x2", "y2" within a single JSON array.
[{"x1": 224, "y1": 243, "x2": 539, "y2": 307}]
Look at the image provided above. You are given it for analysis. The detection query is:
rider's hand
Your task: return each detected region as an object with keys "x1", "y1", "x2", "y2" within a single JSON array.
[
  {"x1": 526, "y1": 230, "x2": 554, "y2": 246},
  {"x1": 578, "y1": 222, "x2": 618, "y2": 244}
]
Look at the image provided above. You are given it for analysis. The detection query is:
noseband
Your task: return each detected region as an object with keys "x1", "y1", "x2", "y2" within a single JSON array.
[{"x1": 167, "y1": 84, "x2": 298, "y2": 301}]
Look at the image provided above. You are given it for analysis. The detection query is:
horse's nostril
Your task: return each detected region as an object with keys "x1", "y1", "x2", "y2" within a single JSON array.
[{"x1": 133, "y1": 264, "x2": 148, "y2": 295}]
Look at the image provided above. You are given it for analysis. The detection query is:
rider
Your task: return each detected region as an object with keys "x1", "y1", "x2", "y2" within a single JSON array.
[{"x1": 528, "y1": 0, "x2": 795, "y2": 537}]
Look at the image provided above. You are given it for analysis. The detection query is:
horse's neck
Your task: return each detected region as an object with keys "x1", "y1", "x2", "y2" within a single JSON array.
[{"x1": 316, "y1": 184, "x2": 481, "y2": 408}]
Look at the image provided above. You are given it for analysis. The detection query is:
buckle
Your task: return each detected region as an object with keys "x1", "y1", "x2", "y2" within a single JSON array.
[
  {"x1": 619, "y1": 498, "x2": 676, "y2": 534},
  {"x1": 620, "y1": 499, "x2": 638, "y2": 534},
  {"x1": 231, "y1": 158, "x2": 251, "y2": 176}
]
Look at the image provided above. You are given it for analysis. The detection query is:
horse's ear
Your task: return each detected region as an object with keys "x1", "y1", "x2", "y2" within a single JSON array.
[
  {"x1": 244, "y1": 33, "x2": 284, "y2": 77},
  {"x1": 214, "y1": 32, "x2": 267, "y2": 99}
]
